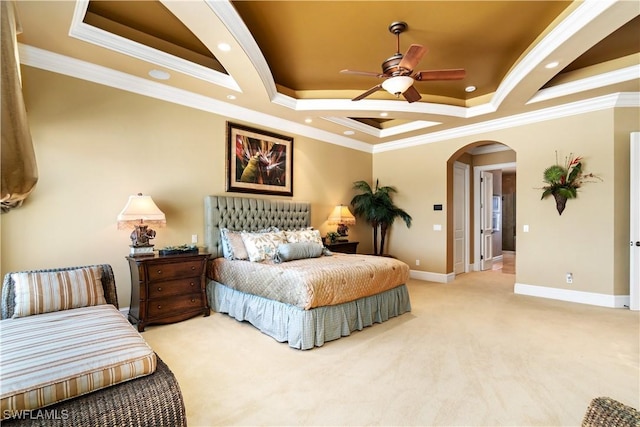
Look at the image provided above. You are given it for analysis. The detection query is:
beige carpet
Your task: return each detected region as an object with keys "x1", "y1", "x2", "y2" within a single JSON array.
[{"x1": 142, "y1": 270, "x2": 639, "y2": 426}]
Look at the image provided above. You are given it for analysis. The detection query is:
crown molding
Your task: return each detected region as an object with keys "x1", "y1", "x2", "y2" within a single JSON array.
[
  {"x1": 529, "y1": 65, "x2": 640, "y2": 104},
  {"x1": 69, "y1": 0, "x2": 241, "y2": 92},
  {"x1": 373, "y1": 92, "x2": 640, "y2": 153},
  {"x1": 18, "y1": 43, "x2": 373, "y2": 154},
  {"x1": 491, "y1": 0, "x2": 619, "y2": 110},
  {"x1": 19, "y1": 43, "x2": 638, "y2": 156},
  {"x1": 322, "y1": 117, "x2": 441, "y2": 138}
]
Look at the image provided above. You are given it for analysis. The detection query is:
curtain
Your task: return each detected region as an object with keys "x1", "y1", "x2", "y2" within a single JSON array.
[{"x1": 1, "y1": 0, "x2": 37, "y2": 213}]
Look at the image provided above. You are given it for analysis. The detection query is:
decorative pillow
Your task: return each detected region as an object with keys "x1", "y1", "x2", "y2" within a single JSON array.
[
  {"x1": 284, "y1": 228, "x2": 323, "y2": 246},
  {"x1": 241, "y1": 231, "x2": 288, "y2": 262},
  {"x1": 220, "y1": 228, "x2": 249, "y2": 260},
  {"x1": 11, "y1": 266, "x2": 107, "y2": 318},
  {"x1": 273, "y1": 242, "x2": 325, "y2": 263}
]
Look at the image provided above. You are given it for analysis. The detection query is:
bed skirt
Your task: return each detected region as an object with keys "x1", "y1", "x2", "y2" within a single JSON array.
[{"x1": 207, "y1": 280, "x2": 411, "y2": 350}]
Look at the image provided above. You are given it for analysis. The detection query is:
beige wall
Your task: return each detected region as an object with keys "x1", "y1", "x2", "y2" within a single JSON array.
[
  {"x1": 375, "y1": 108, "x2": 639, "y2": 296},
  {"x1": 2, "y1": 66, "x2": 637, "y2": 305},
  {"x1": 0, "y1": 67, "x2": 372, "y2": 305}
]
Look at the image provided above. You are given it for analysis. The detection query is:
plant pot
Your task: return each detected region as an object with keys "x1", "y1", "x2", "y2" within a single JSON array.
[{"x1": 553, "y1": 193, "x2": 567, "y2": 215}]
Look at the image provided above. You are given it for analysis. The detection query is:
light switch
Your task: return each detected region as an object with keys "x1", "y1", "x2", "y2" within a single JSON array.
[
  {"x1": 523, "y1": 225, "x2": 529, "y2": 232},
  {"x1": 433, "y1": 224, "x2": 442, "y2": 231}
]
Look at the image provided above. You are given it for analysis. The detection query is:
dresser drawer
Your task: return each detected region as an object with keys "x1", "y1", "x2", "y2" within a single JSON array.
[
  {"x1": 147, "y1": 277, "x2": 200, "y2": 298},
  {"x1": 147, "y1": 259, "x2": 203, "y2": 281},
  {"x1": 148, "y1": 295, "x2": 203, "y2": 318}
]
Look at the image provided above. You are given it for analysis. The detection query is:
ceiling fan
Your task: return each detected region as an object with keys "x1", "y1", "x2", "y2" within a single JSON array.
[{"x1": 340, "y1": 21, "x2": 466, "y2": 103}]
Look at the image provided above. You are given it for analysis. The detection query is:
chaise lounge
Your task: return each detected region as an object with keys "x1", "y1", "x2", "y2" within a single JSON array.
[{"x1": 1, "y1": 264, "x2": 186, "y2": 426}]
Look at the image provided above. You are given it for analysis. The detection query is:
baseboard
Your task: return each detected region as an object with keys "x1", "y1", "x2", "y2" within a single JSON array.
[
  {"x1": 514, "y1": 283, "x2": 630, "y2": 308},
  {"x1": 119, "y1": 306, "x2": 129, "y2": 317},
  {"x1": 410, "y1": 270, "x2": 455, "y2": 283}
]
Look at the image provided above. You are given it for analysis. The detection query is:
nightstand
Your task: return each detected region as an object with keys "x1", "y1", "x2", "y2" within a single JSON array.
[
  {"x1": 127, "y1": 253, "x2": 210, "y2": 332},
  {"x1": 325, "y1": 241, "x2": 359, "y2": 254}
]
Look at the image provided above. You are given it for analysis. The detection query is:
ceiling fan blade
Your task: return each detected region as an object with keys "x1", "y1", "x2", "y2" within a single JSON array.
[
  {"x1": 340, "y1": 69, "x2": 385, "y2": 78},
  {"x1": 352, "y1": 84, "x2": 383, "y2": 101},
  {"x1": 402, "y1": 85, "x2": 422, "y2": 103},
  {"x1": 415, "y1": 69, "x2": 466, "y2": 81},
  {"x1": 398, "y1": 44, "x2": 427, "y2": 71}
]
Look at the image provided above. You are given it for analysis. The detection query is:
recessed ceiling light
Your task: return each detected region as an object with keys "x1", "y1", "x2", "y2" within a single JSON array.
[
  {"x1": 226, "y1": 94, "x2": 236, "y2": 100},
  {"x1": 545, "y1": 61, "x2": 559, "y2": 69},
  {"x1": 304, "y1": 118, "x2": 312, "y2": 123},
  {"x1": 148, "y1": 69, "x2": 170, "y2": 80},
  {"x1": 465, "y1": 85, "x2": 476, "y2": 93},
  {"x1": 344, "y1": 130, "x2": 355, "y2": 135},
  {"x1": 218, "y1": 43, "x2": 231, "y2": 52},
  {"x1": 380, "y1": 112, "x2": 388, "y2": 117}
]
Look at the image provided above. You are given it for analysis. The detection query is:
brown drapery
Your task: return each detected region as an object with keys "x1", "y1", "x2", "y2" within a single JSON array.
[{"x1": 1, "y1": 0, "x2": 38, "y2": 213}]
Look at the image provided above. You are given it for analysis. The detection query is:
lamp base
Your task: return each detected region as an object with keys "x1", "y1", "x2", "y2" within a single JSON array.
[{"x1": 129, "y1": 245, "x2": 155, "y2": 257}]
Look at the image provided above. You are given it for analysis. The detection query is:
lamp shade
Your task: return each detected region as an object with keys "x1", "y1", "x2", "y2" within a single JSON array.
[
  {"x1": 327, "y1": 205, "x2": 356, "y2": 225},
  {"x1": 117, "y1": 193, "x2": 166, "y2": 229},
  {"x1": 381, "y1": 76, "x2": 414, "y2": 96}
]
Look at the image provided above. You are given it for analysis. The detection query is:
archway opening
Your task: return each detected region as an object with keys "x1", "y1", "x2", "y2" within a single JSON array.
[{"x1": 446, "y1": 141, "x2": 517, "y2": 276}]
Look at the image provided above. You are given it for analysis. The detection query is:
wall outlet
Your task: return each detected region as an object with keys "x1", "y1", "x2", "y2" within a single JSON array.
[
  {"x1": 566, "y1": 272, "x2": 573, "y2": 284},
  {"x1": 191, "y1": 234, "x2": 198, "y2": 244},
  {"x1": 415, "y1": 259, "x2": 420, "y2": 266}
]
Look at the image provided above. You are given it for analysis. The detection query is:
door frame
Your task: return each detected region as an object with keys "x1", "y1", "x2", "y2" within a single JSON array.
[
  {"x1": 453, "y1": 161, "x2": 470, "y2": 274},
  {"x1": 473, "y1": 162, "x2": 516, "y2": 271},
  {"x1": 630, "y1": 132, "x2": 639, "y2": 311}
]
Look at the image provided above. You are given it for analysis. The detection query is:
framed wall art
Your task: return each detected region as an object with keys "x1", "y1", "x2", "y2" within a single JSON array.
[{"x1": 226, "y1": 122, "x2": 294, "y2": 196}]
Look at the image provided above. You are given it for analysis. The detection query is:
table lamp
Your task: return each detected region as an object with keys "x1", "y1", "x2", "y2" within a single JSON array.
[
  {"x1": 117, "y1": 193, "x2": 166, "y2": 256},
  {"x1": 327, "y1": 204, "x2": 356, "y2": 240}
]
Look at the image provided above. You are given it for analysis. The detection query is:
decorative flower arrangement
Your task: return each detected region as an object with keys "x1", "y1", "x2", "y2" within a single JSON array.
[{"x1": 541, "y1": 152, "x2": 601, "y2": 215}]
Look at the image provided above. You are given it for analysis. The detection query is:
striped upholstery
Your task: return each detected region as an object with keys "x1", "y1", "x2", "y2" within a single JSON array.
[
  {"x1": 11, "y1": 266, "x2": 106, "y2": 318},
  {"x1": 0, "y1": 304, "x2": 156, "y2": 418}
]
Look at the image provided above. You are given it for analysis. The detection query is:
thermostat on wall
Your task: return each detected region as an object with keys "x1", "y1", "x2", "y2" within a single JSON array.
[{"x1": 434, "y1": 204, "x2": 443, "y2": 211}]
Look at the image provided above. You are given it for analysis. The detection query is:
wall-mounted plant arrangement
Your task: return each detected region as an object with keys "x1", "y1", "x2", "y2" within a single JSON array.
[{"x1": 540, "y1": 152, "x2": 601, "y2": 215}]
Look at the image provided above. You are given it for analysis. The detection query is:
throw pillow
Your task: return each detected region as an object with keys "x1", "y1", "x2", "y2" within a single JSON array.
[
  {"x1": 241, "y1": 231, "x2": 287, "y2": 262},
  {"x1": 220, "y1": 228, "x2": 249, "y2": 260},
  {"x1": 12, "y1": 266, "x2": 107, "y2": 318},
  {"x1": 273, "y1": 242, "x2": 324, "y2": 263}
]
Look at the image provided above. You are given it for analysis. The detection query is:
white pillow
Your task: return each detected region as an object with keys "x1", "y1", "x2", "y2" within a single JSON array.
[
  {"x1": 220, "y1": 228, "x2": 249, "y2": 260},
  {"x1": 12, "y1": 266, "x2": 107, "y2": 318},
  {"x1": 284, "y1": 228, "x2": 323, "y2": 246},
  {"x1": 241, "y1": 231, "x2": 287, "y2": 262}
]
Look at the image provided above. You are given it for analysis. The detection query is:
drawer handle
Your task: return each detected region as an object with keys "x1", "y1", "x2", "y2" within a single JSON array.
[
  {"x1": 157, "y1": 287, "x2": 162, "y2": 292},
  {"x1": 191, "y1": 299, "x2": 196, "y2": 303},
  {"x1": 156, "y1": 270, "x2": 162, "y2": 275},
  {"x1": 157, "y1": 305, "x2": 162, "y2": 309},
  {"x1": 190, "y1": 282, "x2": 195, "y2": 287},
  {"x1": 191, "y1": 266, "x2": 196, "y2": 271}
]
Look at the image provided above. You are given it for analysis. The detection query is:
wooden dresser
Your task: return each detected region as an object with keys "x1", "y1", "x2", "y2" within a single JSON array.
[{"x1": 127, "y1": 253, "x2": 210, "y2": 332}]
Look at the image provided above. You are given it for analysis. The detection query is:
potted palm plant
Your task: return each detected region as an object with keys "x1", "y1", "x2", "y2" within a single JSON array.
[{"x1": 350, "y1": 180, "x2": 412, "y2": 256}]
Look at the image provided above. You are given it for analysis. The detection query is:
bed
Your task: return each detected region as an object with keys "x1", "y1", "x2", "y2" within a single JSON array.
[{"x1": 204, "y1": 195, "x2": 412, "y2": 350}]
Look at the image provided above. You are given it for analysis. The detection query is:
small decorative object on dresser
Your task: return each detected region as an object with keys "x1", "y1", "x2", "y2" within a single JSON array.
[
  {"x1": 326, "y1": 241, "x2": 359, "y2": 254},
  {"x1": 127, "y1": 253, "x2": 210, "y2": 331}
]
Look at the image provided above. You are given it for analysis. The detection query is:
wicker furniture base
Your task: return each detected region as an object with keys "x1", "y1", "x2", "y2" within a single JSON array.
[
  {"x1": 2, "y1": 356, "x2": 186, "y2": 427},
  {"x1": 582, "y1": 396, "x2": 640, "y2": 427}
]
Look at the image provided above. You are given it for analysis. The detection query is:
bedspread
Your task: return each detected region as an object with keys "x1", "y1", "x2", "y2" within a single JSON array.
[{"x1": 210, "y1": 253, "x2": 410, "y2": 310}]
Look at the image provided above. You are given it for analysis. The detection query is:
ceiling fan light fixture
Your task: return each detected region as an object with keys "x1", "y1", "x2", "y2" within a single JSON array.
[{"x1": 381, "y1": 76, "x2": 414, "y2": 97}]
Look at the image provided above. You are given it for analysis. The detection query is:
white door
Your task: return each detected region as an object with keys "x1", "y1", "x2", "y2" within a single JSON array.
[
  {"x1": 453, "y1": 162, "x2": 469, "y2": 274},
  {"x1": 480, "y1": 171, "x2": 494, "y2": 271},
  {"x1": 630, "y1": 132, "x2": 639, "y2": 311}
]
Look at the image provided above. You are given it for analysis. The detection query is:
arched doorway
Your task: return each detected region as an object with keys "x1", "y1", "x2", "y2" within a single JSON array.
[{"x1": 446, "y1": 141, "x2": 517, "y2": 275}]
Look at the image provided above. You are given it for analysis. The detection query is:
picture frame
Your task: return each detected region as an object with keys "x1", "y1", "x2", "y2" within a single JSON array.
[{"x1": 226, "y1": 122, "x2": 294, "y2": 196}]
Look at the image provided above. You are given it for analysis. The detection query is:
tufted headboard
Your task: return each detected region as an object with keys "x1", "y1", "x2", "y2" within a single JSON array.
[{"x1": 204, "y1": 196, "x2": 311, "y2": 258}]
